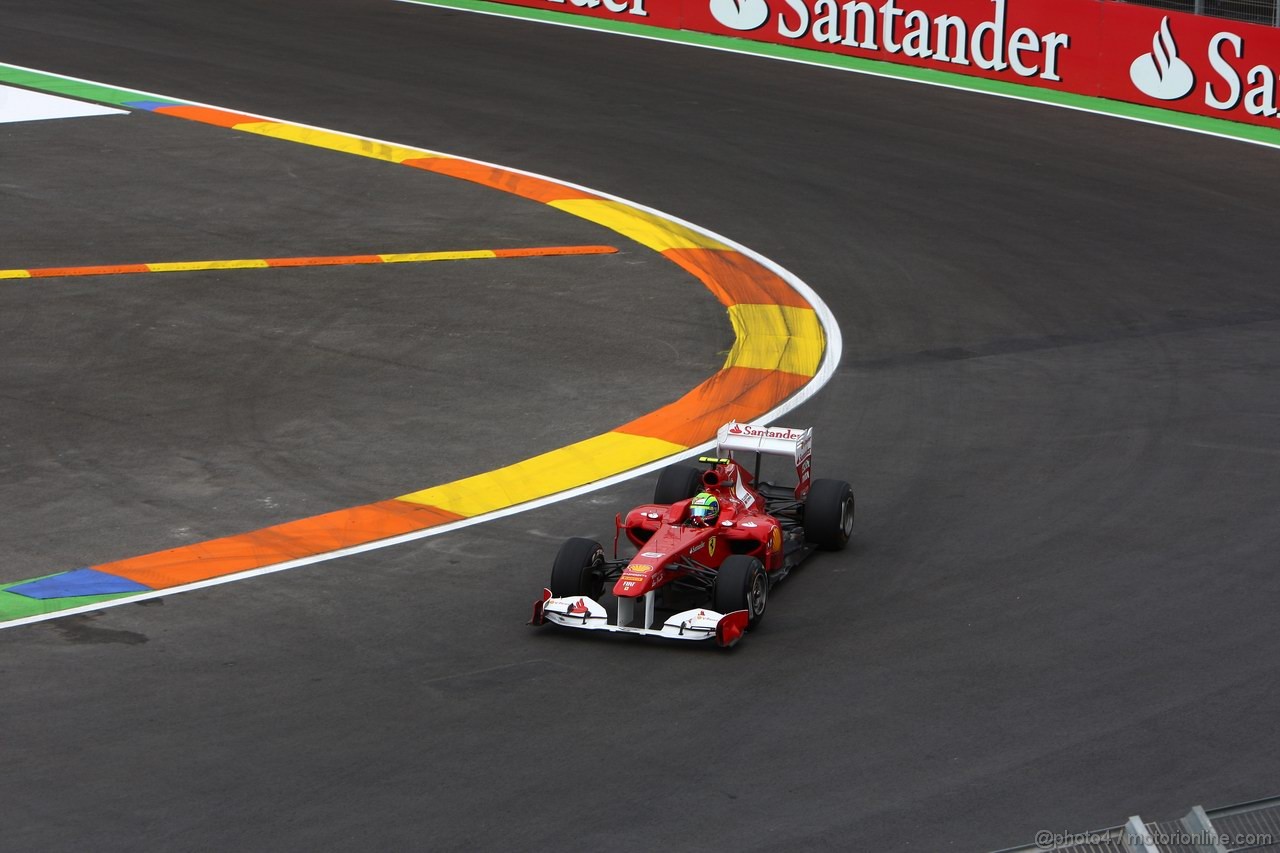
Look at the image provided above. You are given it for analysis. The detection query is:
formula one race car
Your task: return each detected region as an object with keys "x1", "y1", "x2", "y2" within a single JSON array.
[{"x1": 530, "y1": 421, "x2": 854, "y2": 648}]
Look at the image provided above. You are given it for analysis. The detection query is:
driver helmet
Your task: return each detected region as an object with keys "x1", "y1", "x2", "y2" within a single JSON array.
[{"x1": 690, "y1": 492, "x2": 720, "y2": 525}]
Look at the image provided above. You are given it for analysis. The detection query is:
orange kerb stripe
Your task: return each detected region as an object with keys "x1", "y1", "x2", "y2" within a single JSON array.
[
  {"x1": 28, "y1": 264, "x2": 150, "y2": 278},
  {"x1": 401, "y1": 157, "x2": 600, "y2": 204},
  {"x1": 492, "y1": 246, "x2": 616, "y2": 258},
  {"x1": 264, "y1": 255, "x2": 384, "y2": 267},
  {"x1": 662, "y1": 248, "x2": 814, "y2": 310},
  {"x1": 152, "y1": 105, "x2": 265, "y2": 128},
  {"x1": 97, "y1": 500, "x2": 463, "y2": 589},
  {"x1": 614, "y1": 366, "x2": 811, "y2": 447}
]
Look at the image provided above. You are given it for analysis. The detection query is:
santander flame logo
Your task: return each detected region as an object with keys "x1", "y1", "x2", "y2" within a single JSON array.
[
  {"x1": 1130, "y1": 16, "x2": 1195, "y2": 101},
  {"x1": 709, "y1": 0, "x2": 769, "y2": 31}
]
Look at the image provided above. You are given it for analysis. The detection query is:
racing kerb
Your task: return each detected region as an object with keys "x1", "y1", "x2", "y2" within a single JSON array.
[{"x1": 0, "y1": 63, "x2": 842, "y2": 628}]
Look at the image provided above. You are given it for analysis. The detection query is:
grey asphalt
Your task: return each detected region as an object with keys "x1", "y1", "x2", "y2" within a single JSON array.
[
  {"x1": 0, "y1": 105, "x2": 728, "y2": 577},
  {"x1": 2, "y1": 1, "x2": 1279, "y2": 851}
]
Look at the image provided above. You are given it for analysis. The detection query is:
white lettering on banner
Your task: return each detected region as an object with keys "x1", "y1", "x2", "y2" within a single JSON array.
[
  {"x1": 546, "y1": 0, "x2": 648, "y2": 16},
  {"x1": 934, "y1": 15, "x2": 967, "y2": 65},
  {"x1": 902, "y1": 10, "x2": 929, "y2": 58},
  {"x1": 1245, "y1": 65, "x2": 1278, "y2": 118},
  {"x1": 1218, "y1": 37, "x2": 1280, "y2": 119},
  {"x1": 778, "y1": 0, "x2": 806, "y2": 39},
  {"x1": 764, "y1": 0, "x2": 1068, "y2": 81},
  {"x1": 1208, "y1": 32, "x2": 1243, "y2": 110},
  {"x1": 1008, "y1": 26, "x2": 1041, "y2": 76}
]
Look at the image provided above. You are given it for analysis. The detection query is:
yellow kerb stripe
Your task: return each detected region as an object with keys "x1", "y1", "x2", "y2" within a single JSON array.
[
  {"x1": 549, "y1": 200, "x2": 732, "y2": 253},
  {"x1": 0, "y1": 270, "x2": 32, "y2": 279},
  {"x1": 397, "y1": 431, "x2": 685, "y2": 518},
  {"x1": 724, "y1": 304, "x2": 824, "y2": 377},
  {"x1": 232, "y1": 122, "x2": 441, "y2": 164},
  {"x1": 379, "y1": 250, "x2": 496, "y2": 263},
  {"x1": 146, "y1": 259, "x2": 270, "y2": 272}
]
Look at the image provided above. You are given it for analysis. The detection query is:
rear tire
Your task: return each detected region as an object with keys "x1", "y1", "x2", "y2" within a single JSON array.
[
  {"x1": 804, "y1": 479, "x2": 855, "y2": 551},
  {"x1": 713, "y1": 556, "x2": 768, "y2": 628},
  {"x1": 653, "y1": 463, "x2": 703, "y2": 505},
  {"x1": 549, "y1": 537, "x2": 605, "y2": 599}
]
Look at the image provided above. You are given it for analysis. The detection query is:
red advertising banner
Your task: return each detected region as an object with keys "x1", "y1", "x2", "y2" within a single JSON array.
[
  {"x1": 1098, "y1": 2, "x2": 1280, "y2": 130},
  {"x1": 480, "y1": 0, "x2": 1280, "y2": 133},
  {"x1": 684, "y1": 0, "x2": 1106, "y2": 93}
]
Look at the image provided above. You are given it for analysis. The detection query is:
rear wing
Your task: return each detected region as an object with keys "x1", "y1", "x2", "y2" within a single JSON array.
[{"x1": 716, "y1": 422, "x2": 813, "y2": 498}]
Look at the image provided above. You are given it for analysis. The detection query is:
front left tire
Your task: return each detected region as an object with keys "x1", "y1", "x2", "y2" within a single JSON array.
[
  {"x1": 713, "y1": 555, "x2": 768, "y2": 628},
  {"x1": 549, "y1": 537, "x2": 605, "y2": 599}
]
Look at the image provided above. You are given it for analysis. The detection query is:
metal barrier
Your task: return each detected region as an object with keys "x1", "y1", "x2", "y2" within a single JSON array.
[
  {"x1": 993, "y1": 795, "x2": 1280, "y2": 852},
  {"x1": 1117, "y1": 0, "x2": 1280, "y2": 26}
]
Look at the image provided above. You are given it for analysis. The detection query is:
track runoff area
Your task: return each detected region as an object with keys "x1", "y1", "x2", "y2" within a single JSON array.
[{"x1": 0, "y1": 65, "x2": 840, "y2": 629}]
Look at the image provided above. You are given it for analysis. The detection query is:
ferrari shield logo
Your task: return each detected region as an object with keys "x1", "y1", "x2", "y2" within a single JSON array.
[{"x1": 707, "y1": 536, "x2": 716, "y2": 558}]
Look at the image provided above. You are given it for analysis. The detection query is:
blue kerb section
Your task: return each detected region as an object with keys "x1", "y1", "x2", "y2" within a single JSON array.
[
  {"x1": 8, "y1": 568, "x2": 152, "y2": 600},
  {"x1": 123, "y1": 100, "x2": 180, "y2": 111}
]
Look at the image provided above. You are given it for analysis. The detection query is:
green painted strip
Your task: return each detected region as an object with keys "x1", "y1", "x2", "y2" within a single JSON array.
[
  {"x1": 0, "y1": 585, "x2": 143, "y2": 622},
  {"x1": 401, "y1": 0, "x2": 1280, "y2": 149},
  {"x1": 0, "y1": 64, "x2": 168, "y2": 108}
]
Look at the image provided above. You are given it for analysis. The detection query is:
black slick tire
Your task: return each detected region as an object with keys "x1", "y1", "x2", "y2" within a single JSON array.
[
  {"x1": 653, "y1": 463, "x2": 703, "y2": 505},
  {"x1": 803, "y1": 478, "x2": 855, "y2": 551},
  {"x1": 549, "y1": 537, "x2": 605, "y2": 599},
  {"x1": 713, "y1": 555, "x2": 768, "y2": 628}
]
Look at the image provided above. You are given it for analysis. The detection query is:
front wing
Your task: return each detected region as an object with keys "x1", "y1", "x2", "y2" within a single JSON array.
[{"x1": 530, "y1": 589, "x2": 750, "y2": 648}]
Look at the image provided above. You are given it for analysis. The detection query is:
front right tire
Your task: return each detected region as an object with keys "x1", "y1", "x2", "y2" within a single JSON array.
[{"x1": 653, "y1": 463, "x2": 704, "y2": 505}]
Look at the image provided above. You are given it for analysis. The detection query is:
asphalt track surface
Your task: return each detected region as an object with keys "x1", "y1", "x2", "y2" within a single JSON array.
[{"x1": 2, "y1": 2, "x2": 1279, "y2": 851}]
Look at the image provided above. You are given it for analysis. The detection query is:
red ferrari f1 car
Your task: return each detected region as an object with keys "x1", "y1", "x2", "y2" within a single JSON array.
[{"x1": 530, "y1": 421, "x2": 854, "y2": 648}]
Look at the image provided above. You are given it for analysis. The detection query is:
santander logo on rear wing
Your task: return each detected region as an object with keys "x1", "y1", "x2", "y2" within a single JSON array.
[{"x1": 717, "y1": 421, "x2": 814, "y2": 497}]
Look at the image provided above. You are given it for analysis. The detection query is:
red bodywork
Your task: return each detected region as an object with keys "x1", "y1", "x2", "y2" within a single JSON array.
[{"x1": 611, "y1": 459, "x2": 787, "y2": 599}]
